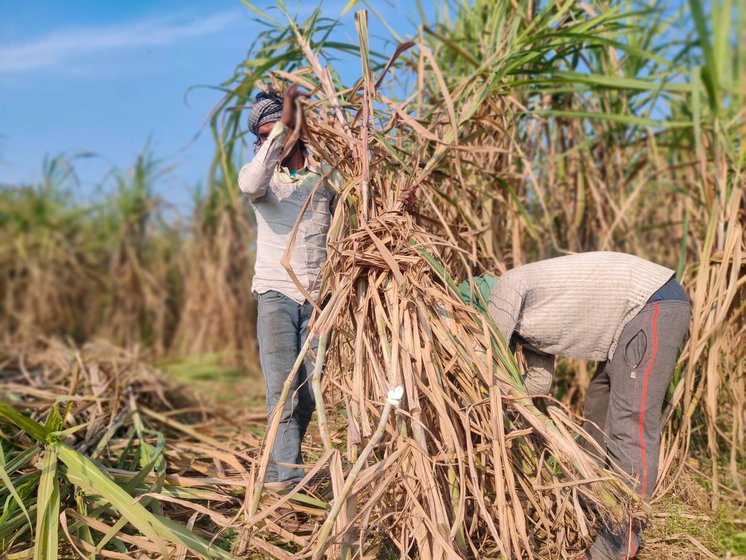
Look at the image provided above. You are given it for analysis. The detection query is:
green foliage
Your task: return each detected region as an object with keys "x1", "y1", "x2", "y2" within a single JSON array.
[{"x1": 0, "y1": 376, "x2": 239, "y2": 559}]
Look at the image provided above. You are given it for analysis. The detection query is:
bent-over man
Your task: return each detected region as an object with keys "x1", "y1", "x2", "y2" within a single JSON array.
[{"x1": 479, "y1": 251, "x2": 690, "y2": 559}]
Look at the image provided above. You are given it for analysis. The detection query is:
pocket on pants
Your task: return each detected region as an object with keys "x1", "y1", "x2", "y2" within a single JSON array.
[
  {"x1": 257, "y1": 290, "x2": 284, "y2": 306},
  {"x1": 623, "y1": 329, "x2": 648, "y2": 369}
]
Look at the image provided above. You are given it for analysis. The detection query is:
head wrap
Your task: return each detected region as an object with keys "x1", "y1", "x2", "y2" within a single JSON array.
[{"x1": 247, "y1": 90, "x2": 283, "y2": 136}]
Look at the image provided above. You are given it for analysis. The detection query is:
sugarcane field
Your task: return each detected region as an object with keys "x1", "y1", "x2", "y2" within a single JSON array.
[{"x1": 0, "y1": 1, "x2": 744, "y2": 559}]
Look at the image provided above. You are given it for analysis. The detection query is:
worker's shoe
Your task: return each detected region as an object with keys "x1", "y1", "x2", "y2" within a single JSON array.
[
  {"x1": 586, "y1": 520, "x2": 641, "y2": 559},
  {"x1": 263, "y1": 480, "x2": 310, "y2": 501},
  {"x1": 263, "y1": 480, "x2": 294, "y2": 494}
]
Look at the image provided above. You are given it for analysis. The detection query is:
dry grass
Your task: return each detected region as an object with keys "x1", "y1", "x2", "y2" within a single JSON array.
[
  {"x1": 0, "y1": 154, "x2": 260, "y2": 372},
  {"x1": 0, "y1": 340, "x2": 262, "y2": 559},
  {"x1": 0, "y1": 338, "x2": 742, "y2": 559}
]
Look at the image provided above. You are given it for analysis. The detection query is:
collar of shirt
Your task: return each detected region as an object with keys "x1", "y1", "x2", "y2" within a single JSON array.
[
  {"x1": 276, "y1": 152, "x2": 325, "y2": 182},
  {"x1": 276, "y1": 162, "x2": 310, "y2": 182}
]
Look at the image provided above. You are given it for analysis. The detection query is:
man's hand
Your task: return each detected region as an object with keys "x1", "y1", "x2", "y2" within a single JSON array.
[
  {"x1": 281, "y1": 85, "x2": 310, "y2": 128},
  {"x1": 397, "y1": 186, "x2": 418, "y2": 212}
]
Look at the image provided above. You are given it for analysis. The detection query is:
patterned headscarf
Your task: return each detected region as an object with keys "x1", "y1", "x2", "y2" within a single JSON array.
[{"x1": 247, "y1": 90, "x2": 283, "y2": 136}]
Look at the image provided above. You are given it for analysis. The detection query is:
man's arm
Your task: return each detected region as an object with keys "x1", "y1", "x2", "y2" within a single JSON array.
[
  {"x1": 238, "y1": 122, "x2": 289, "y2": 200},
  {"x1": 486, "y1": 277, "x2": 554, "y2": 395},
  {"x1": 522, "y1": 348, "x2": 555, "y2": 395},
  {"x1": 239, "y1": 85, "x2": 309, "y2": 199},
  {"x1": 485, "y1": 277, "x2": 523, "y2": 347}
]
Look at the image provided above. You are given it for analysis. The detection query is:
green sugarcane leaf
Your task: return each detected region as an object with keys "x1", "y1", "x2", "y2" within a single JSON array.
[
  {"x1": 340, "y1": 0, "x2": 359, "y2": 16},
  {"x1": 57, "y1": 443, "x2": 236, "y2": 559},
  {"x1": 677, "y1": 208, "x2": 689, "y2": 282},
  {"x1": 0, "y1": 445, "x2": 34, "y2": 539},
  {"x1": 34, "y1": 448, "x2": 59, "y2": 560},
  {"x1": 44, "y1": 406, "x2": 63, "y2": 435},
  {"x1": 0, "y1": 402, "x2": 48, "y2": 443},
  {"x1": 0, "y1": 471, "x2": 40, "y2": 531},
  {"x1": 73, "y1": 491, "x2": 95, "y2": 560},
  {"x1": 689, "y1": 0, "x2": 719, "y2": 113},
  {"x1": 1, "y1": 445, "x2": 40, "y2": 477},
  {"x1": 56, "y1": 443, "x2": 170, "y2": 557},
  {"x1": 48, "y1": 423, "x2": 90, "y2": 440},
  {"x1": 553, "y1": 71, "x2": 692, "y2": 93},
  {"x1": 533, "y1": 109, "x2": 692, "y2": 128}
]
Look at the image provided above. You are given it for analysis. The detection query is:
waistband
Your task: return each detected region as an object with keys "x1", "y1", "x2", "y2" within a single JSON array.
[{"x1": 646, "y1": 275, "x2": 689, "y2": 304}]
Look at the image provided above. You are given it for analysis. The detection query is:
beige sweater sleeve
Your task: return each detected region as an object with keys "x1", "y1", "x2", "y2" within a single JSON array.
[
  {"x1": 522, "y1": 349, "x2": 554, "y2": 395},
  {"x1": 238, "y1": 122, "x2": 289, "y2": 200}
]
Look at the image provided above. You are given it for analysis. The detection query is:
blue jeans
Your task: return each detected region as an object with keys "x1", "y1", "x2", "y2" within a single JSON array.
[{"x1": 255, "y1": 291, "x2": 317, "y2": 483}]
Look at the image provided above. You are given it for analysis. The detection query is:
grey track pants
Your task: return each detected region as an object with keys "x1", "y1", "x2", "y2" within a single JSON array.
[
  {"x1": 583, "y1": 299, "x2": 690, "y2": 559},
  {"x1": 582, "y1": 299, "x2": 691, "y2": 496}
]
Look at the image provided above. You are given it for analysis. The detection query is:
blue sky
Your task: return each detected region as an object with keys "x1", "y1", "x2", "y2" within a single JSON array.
[{"x1": 0, "y1": 1, "x2": 434, "y2": 209}]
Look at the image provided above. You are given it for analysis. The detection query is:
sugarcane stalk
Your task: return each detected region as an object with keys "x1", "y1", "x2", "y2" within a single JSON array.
[
  {"x1": 355, "y1": 10, "x2": 372, "y2": 223},
  {"x1": 312, "y1": 332, "x2": 332, "y2": 451},
  {"x1": 351, "y1": 285, "x2": 367, "y2": 457},
  {"x1": 343, "y1": 286, "x2": 368, "y2": 560},
  {"x1": 312, "y1": 386, "x2": 404, "y2": 560}
]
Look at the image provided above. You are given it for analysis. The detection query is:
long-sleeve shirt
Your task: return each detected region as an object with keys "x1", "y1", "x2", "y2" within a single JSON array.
[
  {"x1": 486, "y1": 252, "x2": 675, "y2": 392},
  {"x1": 238, "y1": 122, "x2": 340, "y2": 303}
]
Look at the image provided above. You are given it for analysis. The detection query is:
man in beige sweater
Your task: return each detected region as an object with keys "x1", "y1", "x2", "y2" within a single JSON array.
[
  {"x1": 481, "y1": 252, "x2": 690, "y2": 559},
  {"x1": 239, "y1": 86, "x2": 339, "y2": 491}
]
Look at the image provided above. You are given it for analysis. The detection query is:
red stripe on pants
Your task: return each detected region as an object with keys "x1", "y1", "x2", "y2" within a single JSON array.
[{"x1": 638, "y1": 302, "x2": 659, "y2": 495}]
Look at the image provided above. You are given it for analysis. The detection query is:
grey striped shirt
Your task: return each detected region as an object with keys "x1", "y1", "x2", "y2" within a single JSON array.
[{"x1": 487, "y1": 252, "x2": 675, "y2": 363}]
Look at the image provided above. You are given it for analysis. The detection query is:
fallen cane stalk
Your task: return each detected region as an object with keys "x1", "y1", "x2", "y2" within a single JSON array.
[{"x1": 312, "y1": 386, "x2": 405, "y2": 560}]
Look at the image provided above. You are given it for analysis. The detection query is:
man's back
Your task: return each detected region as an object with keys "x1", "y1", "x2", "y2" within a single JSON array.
[{"x1": 487, "y1": 252, "x2": 674, "y2": 361}]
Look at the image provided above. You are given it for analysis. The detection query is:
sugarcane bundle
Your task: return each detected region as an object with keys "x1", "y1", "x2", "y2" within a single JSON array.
[
  {"x1": 238, "y1": 10, "x2": 647, "y2": 558},
  {"x1": 316, "y1": 215, "x2": 641, "y2": 558}
]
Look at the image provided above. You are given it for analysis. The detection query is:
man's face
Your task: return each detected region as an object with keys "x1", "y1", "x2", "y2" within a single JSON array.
[{"x1": 257, "y1": 121, "x2": 276, "y2": 143}]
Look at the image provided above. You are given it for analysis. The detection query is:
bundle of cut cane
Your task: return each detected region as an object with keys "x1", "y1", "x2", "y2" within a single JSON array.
[
  {"x1": 241, "y1": 14, "x2": 642, "y2": 558},
  {"x1": 247, "y1": 208, "x2": 641, "y2": 558}
]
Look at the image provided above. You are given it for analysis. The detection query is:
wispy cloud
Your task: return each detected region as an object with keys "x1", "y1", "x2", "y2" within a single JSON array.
[{"x1": 0, "y1": 11, "x2": 243, "y2": 73}]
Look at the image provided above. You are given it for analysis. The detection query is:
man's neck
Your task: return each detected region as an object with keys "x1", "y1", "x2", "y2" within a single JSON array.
[{"x1": 283, "y1": 146, "x2": 305, "y2": 171}]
